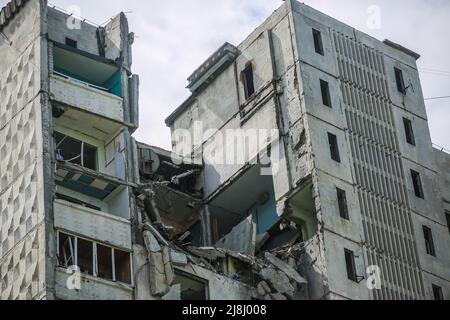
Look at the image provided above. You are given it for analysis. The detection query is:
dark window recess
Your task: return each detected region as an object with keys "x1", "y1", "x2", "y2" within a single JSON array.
[
  {"x1": 411, "y1": 170, "x2": 424, "y2": 199},
  {"x1": 337, "y1": 188, "x2": 349, "y2": 220},
  {"x1": 344, "y1": 249, "x2": 357, "y2": 282},
  {"x1": 395, "y1": 67, "x2": 406, "y2": 94},
  {"x1": 114, "y1": 249, "x2": 132, "y2": 284},
  {"x1": 55, "y1": 131, "x2": 98, "y2": 170},
  {"x1": 174, "y1": 271, "x2": 208, "y2": 300},
  {"x1": 328, "y1": 133, "x2": 341, "y2": 163},
  {"x1": 312, "y1": 29, "x2": 324, "y2": 55},
  {"x1": 96, "y1": 244, "x2": 113, "y2": 281},
  {"x1": 58, "y1": 233, "x2": 75, "y2": 268},
  {"x1": 65, "y1": 37, "x2": 78, "y2": 48},
  {"x1": 242, "y1": 64, "x2": 255, "y2": 100},
  {"x1": 320, "y1": 79, "x2": 332, "y2": 107},
  {"x1": 432, "y1": 284, "x2": 444, "y2": 300},
  {"x1": 55, "y1": 193, "x2": 101, "y2": 211},
  {"x1": 77, "y1": 238, "x2": 94, "y2": 275},
  {"x1": 445, "y1": 212, "x2": 450, "y2": 235},
  {"x1": 403, "y1": 118, "x2": 416, "y2": 146},
  {"x1": 423, "y1": 226, "x2": 436, "y2": 257}
]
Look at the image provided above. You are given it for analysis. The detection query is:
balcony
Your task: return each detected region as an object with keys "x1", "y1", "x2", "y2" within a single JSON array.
[
  {"x1": 50, "y1": 42, "x2": 124, "y2": 123},
  {"x1": 54, "y1": 199, "x2": 132, "y2": 250},
  {"x1": 55, "y1": 267, "x2": 133, "y2": 300}
]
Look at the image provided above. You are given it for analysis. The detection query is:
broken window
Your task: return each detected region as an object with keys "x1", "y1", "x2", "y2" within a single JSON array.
[
  {"x1": 344, "y1": 249, "x2": 357, "y2": 282},
  {"x1": 54, "y1": 131, "x2": 98, "y2": 171},
  {"x1": 114, "y1": 249, "x2": 132, "y2": 284},
  {"x1": 65, "y1": 37, "x2": 78, "y2": 49},
  {"x1": 56, "y1": 193, "x2": 101, "y2": 211},
  {"x1": 423, "y1": 226, "x2": 436, "y2": 257},
  {"x1": 312, "y1": 28, "x2": 324, "y2": 55},
  {"x1": 328, "y1": 133, "x2": 341, "y2": 163},
  {"x1": 77, "y1": 237, "x2": 94, "y2": 275},
  {"x1": 337, "y1": 188, "x2": 349, "y2": 220},
  {"x1": 320, "y1": 79, "x2": 332, "y2": 107},
  {"x1": 432, "y1": 284, "x2": 444, "y2": 300},
  {"x1": 174, "y1": 270, "x2": 208, "y2": 300},
  {"x1": 242, "y1": 63, "x2": 255, "y2": 100},
  {"x1": 57, "y1": 231, "x2": 132, "y2": 284},
  {"x1": 403, "y1": 118, "x2": 416, "y2": 146},
  {"x1": 395, "y1": 67, "x2": 406, "y2": 94},
  {"x1": 411, "y1": 170, "x2": 424, "y2": 199},
  {"x1": 96, "y1": 244, "x2": 113, "y2": 281},
  {"x1": 58, "y1": 233, "x2": 75, "y2": 268}
]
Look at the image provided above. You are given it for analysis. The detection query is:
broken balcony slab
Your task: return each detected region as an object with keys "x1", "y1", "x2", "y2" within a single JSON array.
[
  {"x1": 214, "y1": 215, "x2": 257, "y2": 256},
  {"x1": 55, "y1": 162, "x2": 136, "y2": 201},
  {"x1": 264, "y1": 252, "x2": 307, "y2": 285}
]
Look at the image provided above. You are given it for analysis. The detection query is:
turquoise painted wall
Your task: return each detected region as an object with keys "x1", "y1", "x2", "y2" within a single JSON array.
[
  {"x1": 54, "y1": 66, "x2": 122, "y2": 97},
  {"x1": 249, "y1": 191, "x2": 278, "y2": 234}
]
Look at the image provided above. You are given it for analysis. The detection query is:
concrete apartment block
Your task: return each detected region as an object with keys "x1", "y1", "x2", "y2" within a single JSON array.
[
  {"x1": 166, "y1": 0, "x2": 450, "y2": 300},
  {"x1": 0, "y1": 0, "x2": 139, "y2": 300}
]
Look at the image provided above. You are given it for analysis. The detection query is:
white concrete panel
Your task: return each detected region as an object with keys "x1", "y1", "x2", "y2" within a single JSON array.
[
  {"x1": 50, "y1": 75, "x2": 124, "y2": 123},
  {"x1": 54, "y1": 200, "x2": 132, "y2": 250},
  {"x1": 55, "y1": 268, "x2": 133, "y2": 300}
]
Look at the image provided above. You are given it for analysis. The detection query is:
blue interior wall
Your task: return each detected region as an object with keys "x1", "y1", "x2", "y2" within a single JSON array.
[
  {"x1": 249, "y1": 190, "x2": 279, "y2": 234},
  {"x1": 104, "y1": 70, "x2": 123, "y2": 97},
  {"x1": 54, "y1": 65, "x2": 122, "y2": 97}
]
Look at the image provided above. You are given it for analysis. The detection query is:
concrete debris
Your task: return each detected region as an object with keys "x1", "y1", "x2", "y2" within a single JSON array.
[
  {"x1": 143, "y1": 222, "x2": 169, "y2": 246},
  {"x1": 148, "y1": 252, "x2": 169, "y2": 296},
  {"x1": 143, "y1": 230, "x2": 161, "y2": 253},
  {"x1": 162, "y1": 246, "x2": 175, "y2": 286},
  {"x1": 260, "y1": 267, "x2": 296, "y2": 299},
  {"x1": 270, "y1": 293, "x2": 288, "y2": 300},
  {"x1": 215, "y1": 215, "x2": 257, "y2": 256},
  {"x1": 170, "y1": 251, "x2": 188, "y2": 266},
  {"x1": 163, "y1": 284, "x2": 181, "y2": 300},
  {"x1": 257, "y1": 281, "x2": 271, "y2": 296},
  {"x1": 265, "y1": 252, "x2": 307, "y2": 285},
  {"x1": 138, "y1": 183, "x2": 310, "y2": 301}
]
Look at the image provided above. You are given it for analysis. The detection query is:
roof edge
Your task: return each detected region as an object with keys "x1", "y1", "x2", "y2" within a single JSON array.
[{"x1": 383, "y1": 39, "x2": 421, "y2": 60}]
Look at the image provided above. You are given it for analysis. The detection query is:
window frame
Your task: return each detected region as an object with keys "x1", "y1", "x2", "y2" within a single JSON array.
[
  {"x1": 344, "y1": 249, "x2": 358, "y2": 282},
  {"x1": 394, "y1": 67, "x2": 406, "y2": 94},
  {"x1": 423, "y1": 226, "x2": 436, "y2": 257},
  {"x1": 411, "y1": 169, "x2": 424, "y2": 199},
  {"x1": 54, "y1": 131, "x2": 99, "y2": 171},
  {"x1": 445, "y1": 211, "x2": 450, "y2": 235},
  {"x1": 337, "y1": 187, "x2": 349, "y2": 220},
  {"x1": 241, "y1": 63, "x2": 255, "y2": 100},
  {"x1": 65, "y1": 37, "x2": 78, "y2": 49},
  {"x1": 320, "y1": 79, "x2": 332, "y2": 107},
  {"x1": 403, "y1": 117, "x2": 416, "y2": 146},
  {"x1": 56, "y1": 231, "x2": 133, "y2": 285},
  {"x1": 328, "y1": 132, "x2": 341, "y2": 163},
  {"x1": 312, "y1": 28, "x2": 324, "y2": 56},
  {"x1": 432, "y1": 284, "x2": 444, "y2": 300}
]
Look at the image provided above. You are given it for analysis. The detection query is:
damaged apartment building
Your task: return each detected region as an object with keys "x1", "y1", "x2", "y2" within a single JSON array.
[
  {"x1": 165, "y1": 0, "x2": 450, "y2": 300},
  {"x1": 1, "y1": 0, "x2": 449, "y2": 301}
]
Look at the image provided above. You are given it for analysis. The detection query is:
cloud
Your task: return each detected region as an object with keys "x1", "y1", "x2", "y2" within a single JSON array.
[{"x1": 2, "y1": 0, "x2": 449, "y2": 150}]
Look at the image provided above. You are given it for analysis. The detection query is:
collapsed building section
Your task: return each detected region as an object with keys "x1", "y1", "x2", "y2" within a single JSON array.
[{"x1": 133, "y1": 143, "x2": 311, "y2": 300}]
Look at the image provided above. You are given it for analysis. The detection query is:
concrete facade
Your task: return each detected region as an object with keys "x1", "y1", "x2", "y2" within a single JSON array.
[
  {"x1": 166, "y1": 0, "x2": 450, "y2": 300},
  {"x1": 1, "y1": 0, "x2": 140, "y2": 300}
]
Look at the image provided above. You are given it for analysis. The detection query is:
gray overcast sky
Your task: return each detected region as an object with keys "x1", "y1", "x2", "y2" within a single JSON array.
[{"x1": 2, "y1": 0, "x2": 449, "y2": 150}]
